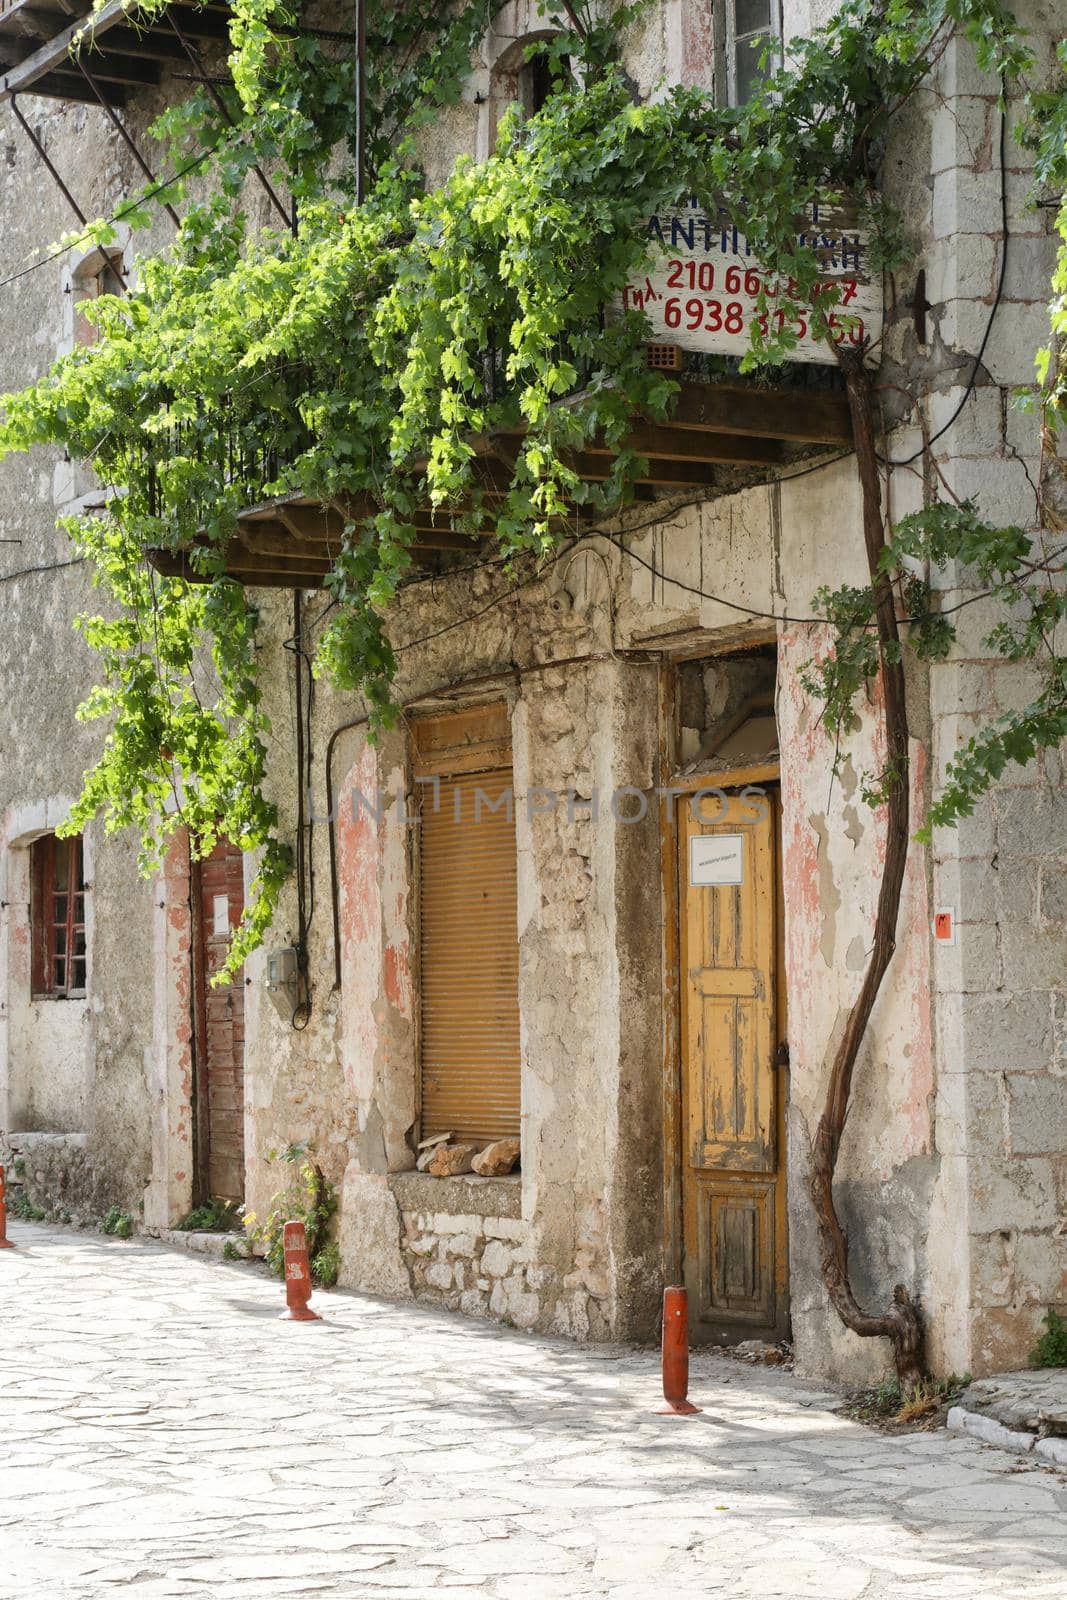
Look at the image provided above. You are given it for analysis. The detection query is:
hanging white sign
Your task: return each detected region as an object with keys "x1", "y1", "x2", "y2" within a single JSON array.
[
  {"x1": 623, "y1": 197, "x2": 881, "y2": 367},
  {"x1": 690, "y1": 834, "x2": 745, "y2": 887},
  {"x1": 213, "y1": 894, "x2": 230, "y2": 938}
]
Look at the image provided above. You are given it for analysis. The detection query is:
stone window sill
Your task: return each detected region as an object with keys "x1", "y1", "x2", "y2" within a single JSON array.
[{"x1": 388, "y1": 1169, "x2": 522, "y2": 1221}]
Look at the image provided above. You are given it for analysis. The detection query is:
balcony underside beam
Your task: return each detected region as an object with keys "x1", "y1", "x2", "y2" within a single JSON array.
[
  {"x1": 144, "y1": 380, "x2": 851, "y2": 589},
  {"x1": 0, "y1": 0, "x2": 231, "y2": 103}
]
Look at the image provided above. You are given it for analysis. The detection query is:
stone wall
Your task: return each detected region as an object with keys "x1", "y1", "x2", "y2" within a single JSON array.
[{"x1": 392, "y1": 1174, "x2": 536, "y2": 1325}]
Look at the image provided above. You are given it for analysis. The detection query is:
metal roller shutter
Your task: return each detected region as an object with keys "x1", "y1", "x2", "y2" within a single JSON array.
[{"x1": 415, "y1": 708, "x2": 520, "y2": 1145}]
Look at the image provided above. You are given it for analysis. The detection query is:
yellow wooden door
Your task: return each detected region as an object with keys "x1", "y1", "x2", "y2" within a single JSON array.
[{"x1": 679, "y1": 789, "x2": 788, "y2": 1342}]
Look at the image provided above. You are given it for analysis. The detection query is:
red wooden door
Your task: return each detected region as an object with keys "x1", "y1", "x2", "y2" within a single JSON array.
[{"x1": 192, "y1": 840, "x2": 246, "y2": 1203}]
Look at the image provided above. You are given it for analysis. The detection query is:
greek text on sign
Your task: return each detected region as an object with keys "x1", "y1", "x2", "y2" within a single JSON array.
[
  {"x1": 624, "y1": 198, "x2": 881, "y2": 366},
  {"x1": 690, "y1": 834, "x2": 745, "y2": 887}
]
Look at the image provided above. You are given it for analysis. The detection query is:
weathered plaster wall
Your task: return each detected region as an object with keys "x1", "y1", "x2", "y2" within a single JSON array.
[{"x1": 245, "y1": 596, "x2": 665, "y2": 1340}]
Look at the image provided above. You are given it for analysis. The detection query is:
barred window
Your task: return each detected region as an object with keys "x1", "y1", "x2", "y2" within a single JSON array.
[{"x1": 31, "y1": 834, "x2": 87, "y2": 999}]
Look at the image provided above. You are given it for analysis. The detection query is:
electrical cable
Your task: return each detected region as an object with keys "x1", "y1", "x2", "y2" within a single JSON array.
[
  {"x1": 0, "y1": 557, "x2": 85, "y2": 582},
  {"x1": 0, "y1": 134, "x2": 242, "y2": 294}
]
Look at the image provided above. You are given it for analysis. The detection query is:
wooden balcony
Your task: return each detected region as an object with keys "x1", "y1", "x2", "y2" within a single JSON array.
[
  {"x1": 0, "y1": 0, "x2": 231, "y2": 106},
  {"x1": 147, "y1": 379, "x2": 853, "y2": 590}
]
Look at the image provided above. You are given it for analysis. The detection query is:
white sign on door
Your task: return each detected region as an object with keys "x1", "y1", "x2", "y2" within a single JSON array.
[
  {"x1": 623, "y1": 196, "x2": 881, "y2": 366},
  {"x1": 690, "y1": 834, "x2": 744, "y2": 887},
  {"x1": 213, "y1": 894, "x2": 230, "y2": 938}
]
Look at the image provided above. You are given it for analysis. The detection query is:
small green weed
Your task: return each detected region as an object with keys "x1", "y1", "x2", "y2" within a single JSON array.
[
  {"x1": 176, "y1": 1197, "x2": 243, "y2": 1233},
  {"x1": 12, "y1": 1157, "x2": 25, "y2": 1179},
  {"x1": 222, "y1": 1238, "x2": 250, "y2": 1262},
  {"x1": 1031, "y1": 1308, "x2": 1067, "y2": 1368},
  {"x1": 243, "y1": 1144, "x2": 338, "y2": 1286},
  {"x1": 311, "y1": 1241, "x2": 340, "y2": 1287},
  {"x1": 845, "y1": 1371, "x2": 971, "y2": 1430},
  {"x1": 101, "y1": 1206, "x2": 134, "y2": 1238},
  {"x1": 11, "y1": 1194, "x2": 45, "y2": 1222}
]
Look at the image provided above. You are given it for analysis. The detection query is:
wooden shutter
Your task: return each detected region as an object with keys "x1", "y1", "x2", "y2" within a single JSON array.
[{"x1": 414, "y1": 706, "x2": 520, "y2": 1145}]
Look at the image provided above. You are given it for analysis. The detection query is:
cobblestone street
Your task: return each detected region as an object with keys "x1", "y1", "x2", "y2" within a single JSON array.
[{"x1": 3, "y1": 1223, "x2": 1067, "y2": 1600}]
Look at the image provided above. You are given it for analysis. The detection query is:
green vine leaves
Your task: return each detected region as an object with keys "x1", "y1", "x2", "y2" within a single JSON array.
[{"x1": 2, "y1": 0, "x2": 1065, "y2": 968}]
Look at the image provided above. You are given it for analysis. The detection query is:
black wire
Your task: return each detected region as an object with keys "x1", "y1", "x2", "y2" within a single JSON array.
[
  {"x1": 0, "y1": 136, "x2": 233, "y2": 294},
  {"x1": 0, "y1": 557, "x2": 85, "y2": 582},
  {"x1": 603, "y1": 531, "x2": 834, "y2": 624},
  {"x1": 880, "y1": 93, "x2": 1008, "y2": 468}
]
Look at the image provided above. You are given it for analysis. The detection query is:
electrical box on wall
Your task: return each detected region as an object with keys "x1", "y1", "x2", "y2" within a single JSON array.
[{"x1": 266, "y1": 946, "x2": 303, "y2": 1019}]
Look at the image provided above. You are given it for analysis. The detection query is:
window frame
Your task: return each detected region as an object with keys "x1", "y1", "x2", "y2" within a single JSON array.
[
  {"x1": 31, "y1": 833, "x2": 87, "y2": 1000},
  {"x1": 72, "y1": 247, "x2": 125, "y2": 349},
  {"x1": 720, "y1": 0, "x2": 782, "y2": 107}
]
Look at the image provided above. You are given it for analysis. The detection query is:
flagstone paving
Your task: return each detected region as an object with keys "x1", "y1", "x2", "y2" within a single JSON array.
[{"x1": 3, "y1": 1221, "x2": 1067, "y2": 1600}]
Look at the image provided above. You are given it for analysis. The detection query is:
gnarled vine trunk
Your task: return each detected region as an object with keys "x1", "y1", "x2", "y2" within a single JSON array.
[{"x1": 810, "y1": 349, "x2": 925, "y2": 1388}]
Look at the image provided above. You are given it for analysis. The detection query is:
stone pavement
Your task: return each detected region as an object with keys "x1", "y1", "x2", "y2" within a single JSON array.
[{"x1": 3, "y1": 1223, "x2": 1067, "y2": 1600}]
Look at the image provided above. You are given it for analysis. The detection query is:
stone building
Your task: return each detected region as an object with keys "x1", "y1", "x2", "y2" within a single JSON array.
[{"x1": 0, "y1": 0, "x2": 1063, "y2": 1385}]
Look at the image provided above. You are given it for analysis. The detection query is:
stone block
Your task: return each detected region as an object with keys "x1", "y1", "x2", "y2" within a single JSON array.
[
  {"x1": 482, "y1": 1217, "x2": 526, "y2": 1243},
  {"x1": 388, "y1": 1170, "x2": 522, "y2": 1219},
  {"x1": 998, "y1": 790, "x2": 1067, "y2": 864},
  {"x1": 970, "y1": 1229, "x2": 1016, "y2": 1306},
  {"x1": 935, "y1": 1069, "x2": 1003, "y2": 1155},
  {"x1": 504, "y1": 1275, "x2": 541, "y2": 1329},
  {"x1": 1002, "y1": 928, "x2": 1067, "y2": 993},
  {"x1": 969, "y1": 1158, "x2": 1057, "y2": 1235},
  {"x1": 1006, "y1": 1074, "x2": 1067, "y2": 1157},
  {"x1": 1013, "y1": 1231, "x2": 1067, "y2": 1304},
  {"x1": 337, "y1": 1168, "x2": 412, "y2": 1300},
  {"x1": 926, "y1": 236, "x2": 1000, "y2": 311},
  {"x1": 424, "y1": 1261, "x2": 454, "y2": 1291},
  {"x1": 430, "y1": 1213, "x2": 484, "y2": 1236},
  {"x1": 956, "y1": 992, "x2": 1052, "y2": 1074},
  {"x1": 1041, "y1": 869, "x2": 1067, "y2": 924},
  {"x1": 929, "y1": 93, "x2": 994, "y2": 174},
  {"x1": 938, "y1": 451, "x2": 1040, "y2": 525},
  {"x1": 427, "y1": 1143, "x2": 477, "y2": 1177},
  {"x1": 481, "y1": 1240, "x2": 512, "y2": 1278},
  {"x1": 996, "y1": 861, "x2": 1039, "y2": 926},
  {"x1": 991, "y1": 663, "x2": 1047, "y2": 718},
  {"x1": 471, "y1": 1137, "x2": 520, "y2": 1176},
  {"x1": 946, "y1": 1407, "x2": 1035, "y2": 1454},
  {"x1": 970, "y1": 1304, "x2": 1050, "y2": 1375},
  {"x1": 929, "y1": 661, "x2": 995, "y2": 718},
  {"x1": 443, "y1": 1233, "x2": 478, "y2": 1258},
  {"x1": 939, "y1": 301, "x2": 1053, "y2": 392},
  {"x1": 459, "y1": 1288, "x2": 487, "y2": 1317},
  {"x1": 931, "y1": 168, "x2": 1004, "y2": 241},
  {"x1": 950, "y1": 591, "x2": 1025, "y2": 658},
  {"x1": 1035, "y1": 1436, "x2": 1067, "y2": 1468}
]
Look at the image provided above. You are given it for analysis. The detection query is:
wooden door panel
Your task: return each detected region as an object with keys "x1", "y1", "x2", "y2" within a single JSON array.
[
  {"x1": 692, "y1": 1178, "x2": 776, "y2": 1325},
  {"x1": 689, "y1": 993, "x2": 770, "y2": 1171},
  {"x1": 684, "y1": 802, "x2": 775, "y2": 1175},
  {"x1": 680, "y1": 789, "x2": 787, "y2": 1342},
  {"x1": 193, "y1": 840, "x2": 246, "y2": 1205}
]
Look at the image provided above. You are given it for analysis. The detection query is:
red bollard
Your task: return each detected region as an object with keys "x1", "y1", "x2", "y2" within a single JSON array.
[
  {"x1": 0, "y1": 1166, "x2": 14, "y2": 1250},
  {"x1": 656, "y1": 1285, "x2": 700, "y2": 1414},
  {"x1": 280, "y1": 1220, "x2": 321, "y2": 1321}
]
